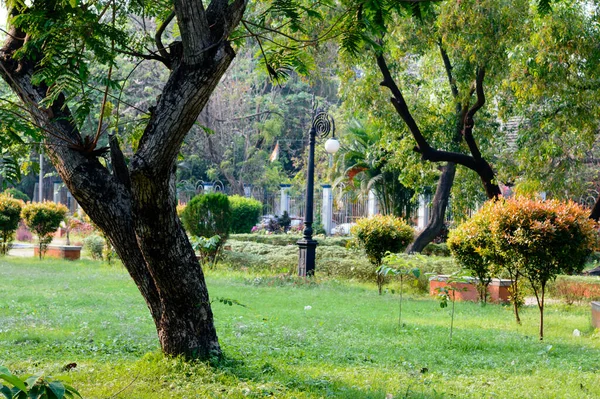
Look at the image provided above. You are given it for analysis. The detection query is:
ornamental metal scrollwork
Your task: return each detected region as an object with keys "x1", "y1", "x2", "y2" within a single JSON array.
[{"x1": 312, "y1": 110, "x2": 335, "y2": 139}]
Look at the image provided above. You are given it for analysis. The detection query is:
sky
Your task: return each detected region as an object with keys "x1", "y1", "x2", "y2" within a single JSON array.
[{"x1": 0, "y1": 7, "x2": 6, "y2": 29}]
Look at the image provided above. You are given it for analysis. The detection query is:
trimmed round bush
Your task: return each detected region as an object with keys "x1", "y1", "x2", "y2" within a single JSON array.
[
  {"x1": 351, "y1": 215, "x2": 415, "y2": 294},
  {"x1": 0, "y1": 194, "x2": 23, "y2": 254},
  {"x1": 229, "y1": 195, "x2": 262, "y2": 234},
  {"x1": 3, "y1": 188, "x2": 30, "y2": 202},
  {"x1": 21, "y1": 201, "x2": 68, "y2": 259},
  {"x1": 181, "y1": 193, "x2": 231, "y2": 238}
]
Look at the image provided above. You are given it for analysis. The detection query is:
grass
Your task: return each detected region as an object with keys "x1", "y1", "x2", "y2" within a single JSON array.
[{"x1": 1, "y1": 257, "x2": 600, "y2": 398}]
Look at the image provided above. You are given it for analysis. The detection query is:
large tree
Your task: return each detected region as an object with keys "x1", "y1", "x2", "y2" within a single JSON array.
[{"x1": 0, "y1": 0, "x2": 247, "y2": 359}]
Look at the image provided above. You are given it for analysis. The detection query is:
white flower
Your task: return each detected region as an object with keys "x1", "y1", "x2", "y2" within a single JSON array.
[{"x1": 304, "y1": 305, "x2": 312, "y2": 311}]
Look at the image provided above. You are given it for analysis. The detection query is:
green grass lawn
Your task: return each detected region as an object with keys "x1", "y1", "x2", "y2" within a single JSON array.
[{"x1": 1, "y1": 257, "x2": 599, "y2": 398}]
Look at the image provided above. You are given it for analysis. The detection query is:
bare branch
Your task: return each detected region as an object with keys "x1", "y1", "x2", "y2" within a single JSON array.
[{"x1": 155, "y1": 11, "x2": 175, "y2": 63}]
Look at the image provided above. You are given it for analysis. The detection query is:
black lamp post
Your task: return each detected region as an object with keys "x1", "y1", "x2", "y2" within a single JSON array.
[{"x1": 297, "y1": 110, "x2": 340, "y2": 276}]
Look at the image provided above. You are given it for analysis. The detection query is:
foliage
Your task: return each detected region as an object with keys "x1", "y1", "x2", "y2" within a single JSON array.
[
  {"x1": 449, "y1": 197, "x2": 599, "y2": 338},
  {"x1": 421, "y1": 243, "x2": 450, "y2": 257},
  {"x1": 0, "y1": 365, "x2": 81, "y2": 399},
  {"x1": 229, "y1": 234, "x2": 351, "y2": 248},
  {"x1": 181, "y1": 193, "x2": 231, "y2": 240},
  {"x1": 333, "y1": 120, "x2": 415, "y2": 219},
  {"x1": 433, "y1": 272, "x2": 470, "y2": 342},
  {"x1": 379, "y1": 253, "x2": 421, "y2": 326},
  {"x1": 229, "y1": 195, "x2": 262, "y2": 234},
  {"x1": 551, "y1": 276, "x2": 600, "y2": 305},
  {"x1": 277, "y1": 211, "x2": 292, "y2": 232},
  {"x1": 83, "y1": 234, "x2": 105, "y2": 261},
  {"x1": 447, "y1": 207, "x2": 496, "y2": 303},
  {"x1": 3, "y1": 188, "x2": 30, "y2": 202},
  {"x1": 21, "y1": 201, "x2": 68, "y2": 259},
  {"x1": 351, "y1": 215, "x2": 414, "y2": 293},
  {"x1": 0, "y1": 194, "x2": 23, "y2": 255},
  {"x1": 191, "y1": 235, "x2": 222, "y2": 268}
]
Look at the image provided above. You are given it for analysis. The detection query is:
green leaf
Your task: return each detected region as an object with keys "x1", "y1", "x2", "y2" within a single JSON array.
[
  {"x1": 0, "y1": 371, "x2": 27, "y2": 392},
  {"x1": 0, "y1": 385, "x2": 12, "y2": 399},
  {"x1": 48, "y1": 381, "x2": 65, "y2": 399},
  {"x1": 62, "y1": 383, "x2": 82, "y2": 398}
]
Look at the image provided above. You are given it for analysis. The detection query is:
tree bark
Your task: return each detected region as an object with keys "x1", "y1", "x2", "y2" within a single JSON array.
[
  {"x1": 0, "y1": 0, "x2": 247, "y2": 359},
  {"x1": 407, "y1": 162, "x2": 456, "y2": 253}
]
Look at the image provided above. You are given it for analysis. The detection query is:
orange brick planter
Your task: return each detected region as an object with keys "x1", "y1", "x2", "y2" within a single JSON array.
[
  {"x1": 592, "y1": 302, "x2": 600, "y2": 329},
  {"x1": 429, "y1": 275, "x2": 511, "y2": 303},
  {"x1": 34, "y1": 245, "x2": 82, "y2": 260}
]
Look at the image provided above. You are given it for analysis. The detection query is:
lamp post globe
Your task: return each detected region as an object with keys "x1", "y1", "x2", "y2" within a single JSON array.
[{"x1": 324, "y1": 137, "x2": 340, "y2": 154}]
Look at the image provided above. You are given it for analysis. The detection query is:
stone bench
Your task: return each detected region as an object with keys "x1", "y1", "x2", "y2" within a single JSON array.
[
  {"x1": 429, "y1": 275, "x2": 512, "y2": 303},
  {"x1": 34, "y1": 245, "x2": 82, "y2": 260}
]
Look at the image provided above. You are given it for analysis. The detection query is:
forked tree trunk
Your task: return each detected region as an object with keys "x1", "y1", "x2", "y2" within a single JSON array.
[
  {"x1": 407, "y1": 162, "x2": 456, "y2": 253},
  {"x1": 0, "y1": 0, "x2": 247, "y2": 359}
]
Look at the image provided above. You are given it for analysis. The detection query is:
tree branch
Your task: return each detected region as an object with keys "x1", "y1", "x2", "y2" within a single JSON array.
[
  {"x1": 462, "y1": 67, "x2": 486, "y2": 161},
  {"x1": 155, "y1": 11, "x2": 175, "y2": 64}
]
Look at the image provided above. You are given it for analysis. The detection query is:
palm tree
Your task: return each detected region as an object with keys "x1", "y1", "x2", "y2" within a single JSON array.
[{"x1": 334, "y1": 120, "x2": 415, "y2": 219}]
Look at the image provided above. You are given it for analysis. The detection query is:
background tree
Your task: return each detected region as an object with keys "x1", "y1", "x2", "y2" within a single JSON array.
[{"x1": 335, "y1": 0, "x2": 531, "y2": 252}]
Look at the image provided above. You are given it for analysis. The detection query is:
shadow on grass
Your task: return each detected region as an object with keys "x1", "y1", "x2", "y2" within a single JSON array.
[{"x1": 210, "y1": 353, "x2": 445, "y2": 399}]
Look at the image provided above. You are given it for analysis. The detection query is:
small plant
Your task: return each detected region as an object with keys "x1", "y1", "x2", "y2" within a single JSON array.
[
  {"x1": 433, "y1": 272, "x2": 469, "y2": 342},
  {"x1": 191, "y1": 235, "x2": 222, "y2": 268},
  {"x1": 0, "y1": 365, "x2": 81, "y2": 399},
  {"x1": 351, "y1": 215, "x2": 414, "y2": 294},
  {"x1": 21, "y1": 201, "x2": 68, "y2": 259},
  {"x1": 0, "y1": 194, "x2": 23, "y2": 255},
  {"x1": 379, "y1": 253, "x2": 421, "y2": 327},
  {"x1": 83, "y1": 234, "x2": 105, "y2": 260},
  {"x1": 277, "y1": 211, "x2": 292, "y2": 232}
]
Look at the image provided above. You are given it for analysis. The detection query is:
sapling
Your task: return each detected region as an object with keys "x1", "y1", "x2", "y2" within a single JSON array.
[
  {"x1": 379, "y1": 253, "x2": 421, "y2": 327},
  {"x1": 434, "y1": 272, "x2": 469, "y2": 342}
]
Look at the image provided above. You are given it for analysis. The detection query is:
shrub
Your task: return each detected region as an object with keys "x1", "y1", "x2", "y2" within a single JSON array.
[
  {"x1": 277, "y1": 211, "x2": 292, "y2": 232},
  {"x1": 449, "y1": 197, "x2": 599, "y2": 339},
  {"x1": 0, "y1": 194, "x2": 23, "y2": 254},
  {"x1": 229, "y1": 195, "x2": 262, "y2": 234},
  {"x1": 21, "y1": 201, "x2": 68, "y2": 259},
  {"x1": 447, "y1": 207, "x2": 497, "y2": 304},
  {"x1": 351, "y1": 215, "x2": 414, "y2": 294},
  {"x1": 3, "y1": 188, "x2": 30, "y2": 202},
  {"x1": 181, "y1": 193, "x2": 231, "y2": 239},
  {"x1": 421, "y1": 242, "x2": 451, "y2": 257},
  {"x1": 83, "y1": 234, "x2": 105, "y2": 260}
]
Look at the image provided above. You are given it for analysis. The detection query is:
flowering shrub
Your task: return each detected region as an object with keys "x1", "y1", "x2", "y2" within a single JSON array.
[{"x1": 351, "y1": 215, "x2": 414, "y2": 294}]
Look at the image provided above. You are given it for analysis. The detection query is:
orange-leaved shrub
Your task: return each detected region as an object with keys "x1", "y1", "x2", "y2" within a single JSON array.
[{"x1": 449, "y1": 197, "x2": 598, "y2": 339}]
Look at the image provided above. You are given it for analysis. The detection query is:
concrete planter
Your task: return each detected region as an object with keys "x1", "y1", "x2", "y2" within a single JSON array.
[
  {"x1": 592, "y1": 302, "x2": 600, "y2": 329},
  {"x1": 429, "y1": 275, "x2": 511, "y2": 303},
  {"x1": 34, "y1": 245, "x2": 82, "y2": 260}
]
